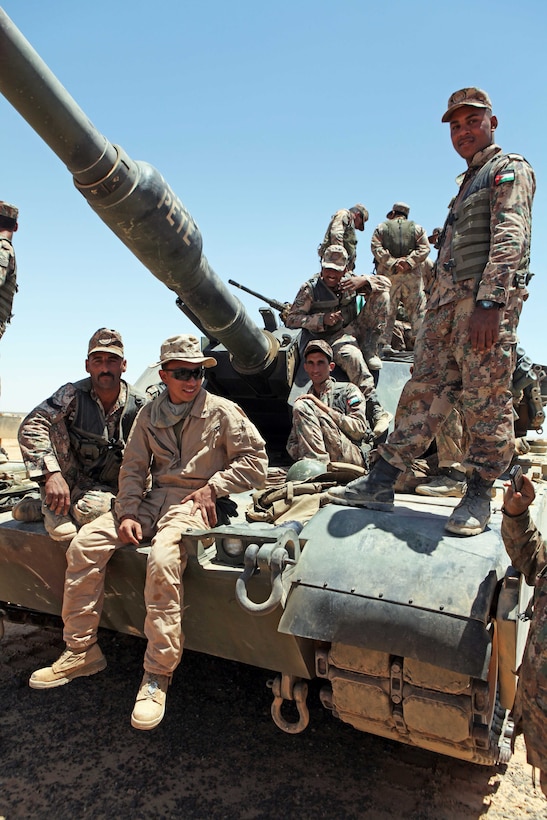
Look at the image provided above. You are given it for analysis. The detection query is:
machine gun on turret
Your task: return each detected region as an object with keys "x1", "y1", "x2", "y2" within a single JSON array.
[{"x1": 228, "y1": 280, "x2": 292, "y2": 329}]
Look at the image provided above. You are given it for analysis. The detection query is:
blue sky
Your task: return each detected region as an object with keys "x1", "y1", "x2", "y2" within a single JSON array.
[{"x1": 0, "y1": 0, "x2": 545, "y2": 412}]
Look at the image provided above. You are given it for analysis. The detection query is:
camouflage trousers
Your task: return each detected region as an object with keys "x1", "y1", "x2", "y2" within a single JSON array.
[
  {"x1": 287, "y1": 398, "x2": 365, "y2": 466},
  {"x1": 382, "y1": 271, "x2": 425, "y2": 348},
  {"x1": 323, "y1": 330, "x2": 374, "y2": 397},
  {"x1": 61, "y1": 489, "x2": 207, "y2": 676},
  {"x1": 40, "y1": 479, "x2": 115, "y2": 531},
  {"x1": 381, "y1": 295, "x2": 522, "y2": 481},
  {"x1": 436, "y1": 407, "x2": 469, "y2": 473}
]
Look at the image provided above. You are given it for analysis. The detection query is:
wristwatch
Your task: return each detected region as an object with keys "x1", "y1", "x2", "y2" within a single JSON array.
[{"x1": 476, "y1": 300, "x2": 501, "y2": 310}]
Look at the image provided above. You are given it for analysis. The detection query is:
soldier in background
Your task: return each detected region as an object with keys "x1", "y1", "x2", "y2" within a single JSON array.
[
  {"x1": 318, "y1": 204, "x2": 369, "y2": 271},
  {"x1": 13, "y1": 329, "x2": 147, "y2": 542},
  {"x1": 329, "y1": 88, "x2": 536, "y2": 537},
  {"x1": 287, "y1": 340, "x2": 374, "y2": 466},
  {"x1": 0, "y1": 201, "x2": 18, "y2": 342},
  {"x1": 371, "y1": 202, "x2": 430, "y2": 353},
  {"x1": 421, "y1": 226, "x2": 442, "y2": 296},
  {"x1": 501, "y1": 474, "x2": 547, "y2": 797},
  {"x1": 285, "y1": 245, "x2": 391, "y2": 436}
]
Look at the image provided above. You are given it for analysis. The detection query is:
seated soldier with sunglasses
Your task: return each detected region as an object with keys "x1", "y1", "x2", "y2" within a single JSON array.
[{"x1": 29, "y1": 334, "x2": 268, "y2": 732}]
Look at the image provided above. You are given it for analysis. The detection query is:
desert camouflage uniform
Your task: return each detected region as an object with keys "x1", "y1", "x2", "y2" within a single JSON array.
[
  {"x1": 318, "y1": 209, "x2": 359, "y2": 270},
  {"x1": 286, "y1": 273, "x2": 388, "y2": 398},
  {"x1": 287, "y1": 378, "x2": 372, "y2": 465},
  {"x1": 61, "y1": 387, "x2": 267, "y2": 675},
  {"x1": 371, "y1": 219, "x2": 430, "y2": 347},
  {"x1": 18, "y1": 379, "x2": 145, "y2": 526},
  {"x1": 0, "y1": 236, "x2": 16, "y2": 340},
  {"x1": 502, "y1": 509, "x2": 547, "y2": 775},
  {"x1": 381, "y1": 144, "x2": 535, "y2": 481},
  {"x1": 435, "y1": 407, "x2": 468, "y2": 472}
]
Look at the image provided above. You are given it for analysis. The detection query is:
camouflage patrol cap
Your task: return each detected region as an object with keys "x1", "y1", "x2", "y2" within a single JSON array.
[
  {"x1": 0, "y1": 202, "x2": 18, "y2": 221},
  {"x1": 304, "y1": 339, "x2": 333, "y2": 361},
  {"x1": 441, "y1": 87, "x2": 492, "y2": 123},
  {"x1": 321, "y1": 244, "x2": 349, "y2": 272},
  {"x1": 87, "y1": 328, "x2": 124, "y2": 358},
  {"x1": 156, "y1": 334, "x2": 217, "y2": 367},
  {"x1": 388, "y1": 202, "x2": 410, "y2": 218},
  {"x1": 350, "y1": 204, "x2": 369, "y2": 222}
]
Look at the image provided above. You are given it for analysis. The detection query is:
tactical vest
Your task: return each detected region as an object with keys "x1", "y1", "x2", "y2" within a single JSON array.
[
  {"x1": 381, "y1": 218, "x2": 417, "y2": 258},
  {"x1": 308, "y1": 275, "x2": 358, "y2": 336},
  {"x1": 0, "y1": 239, "x2": 17, "y2": 334},
  {"x1": 68, "y1": 378, "x2": 146, "y2": 488},
  {"x1": 446, "y1": 153, "x2": 530, "y2": 284}
]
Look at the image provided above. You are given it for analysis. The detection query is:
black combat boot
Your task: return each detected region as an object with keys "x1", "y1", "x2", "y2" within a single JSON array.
[
  {"x1": 444, "y1": 471, "x2": 494, "y2": 536},
  {"x1": 327, "y1": 456, "x2": 401, "y2": 511},
  {"x1": 366, "y1": 391, "x2": 393, "y2": 438}
]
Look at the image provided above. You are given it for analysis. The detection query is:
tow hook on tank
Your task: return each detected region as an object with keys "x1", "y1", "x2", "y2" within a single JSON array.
[
  {"x1": 235, "y1": 528, "x2": 301, "y2": 616},
  {"x1": 267, "y1": 673, "x2": 309, "y2": 734}
]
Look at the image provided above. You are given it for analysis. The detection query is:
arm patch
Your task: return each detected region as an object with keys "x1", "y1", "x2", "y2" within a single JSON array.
[{"x1": 494, "y1": 170, "x2": 515, "y2": 185}]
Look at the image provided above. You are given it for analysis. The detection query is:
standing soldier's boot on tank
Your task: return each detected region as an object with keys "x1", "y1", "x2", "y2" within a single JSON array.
[
  {"x1": 327, "y1": 456, "x2": 401, "y2": 511},
  {"x1": 362, "y1": 332, "x2": 383, "y2": 372},
  {"x1": 444, "y1": 472, "x2": 494, "y2": 536}
]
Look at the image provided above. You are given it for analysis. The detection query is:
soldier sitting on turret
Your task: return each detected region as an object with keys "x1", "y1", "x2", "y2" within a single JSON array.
[
  {"x1": 285, "y1": 244, "x2": 392, "y2": 437},
  {"x1": 13, "y1": 329, "x2": 147, "y2": 542}
]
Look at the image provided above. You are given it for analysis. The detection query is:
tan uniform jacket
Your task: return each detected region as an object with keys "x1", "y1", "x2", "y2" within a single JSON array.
[{"x1": 115, "y1": 387, "x2": 268, "y2": 521}]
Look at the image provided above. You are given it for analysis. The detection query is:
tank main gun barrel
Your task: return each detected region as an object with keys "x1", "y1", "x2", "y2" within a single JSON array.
[{"x1": 0, "y1": 8, "x2": 277, "y2": 375}]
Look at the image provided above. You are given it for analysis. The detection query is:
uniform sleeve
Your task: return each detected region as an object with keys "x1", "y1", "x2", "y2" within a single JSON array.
[
  {"x1": 332, "y1": 386, "x2": 371, "y2": 441},
  {"x1": 502, "y1": 508, "x2": 547, "y2": 585},
  {"x1": 208, "y1": 406, "x2": 268, "y2": 497},
  {"x1": 328, "y1": 210, "x2": 350, "y2": 245},
  {"x1": 17, "y1": 383, "x2": 78, "y2": 479},
  {"x1": 0, "y1": 241, "x2": 11, "y2": 288},
  {"x1": 476, "y1": 157, "x2": 536, "y2": 304},
  {"x1": 406, "y1": 225, "x2": 430, "y2": 269},
  {"x1": 371, "y1": 224, "x2": 397, "y2": 272},
  {"x1": 114, "y1": 409, "x2": 153, "y2": 520},
  {"x1": 285, "y1": 281, "x2": 326, "y2": 334}
]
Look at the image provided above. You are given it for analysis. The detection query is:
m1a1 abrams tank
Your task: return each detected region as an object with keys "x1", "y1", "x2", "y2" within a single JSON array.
[{"x1": 0, "y1": 7, "x2": 545, "y2": 766}]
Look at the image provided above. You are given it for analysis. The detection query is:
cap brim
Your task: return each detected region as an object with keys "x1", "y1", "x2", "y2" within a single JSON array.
[
  {"x1": 441, "y1": 102, "x2": 489, "y2": 123},
  {"x1": 88, "y1": 346, "x2": 124, "y2": 358},
  {"x1": 154, "y1": 356, "x2": 217, "y2": 368}
]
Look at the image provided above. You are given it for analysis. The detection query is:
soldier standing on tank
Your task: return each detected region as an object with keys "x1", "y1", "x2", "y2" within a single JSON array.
[
  {"x1": 13, "y1": 329, "x2": 147, "y2": 542},
  {"x1": 0, "y1": 201, "x2": 18, "y2": 342},
  {"x1": 318, "y1": 204, "x2": 369, "y2": 272},
  {"x1": 287, "y1": 339, "x2": 375, "y2": 466},
  {"x1": 328, "y1": 87, "x2": 536, "y2": 537},
  {"x1": 285, "y1": 245, "x2": 392, "y2": 436},
  {"x1": 28, "y1": 334, "x2": 268, "y2": 732},
  {"x1": 501, "y1": 474, "x2": 547, "y2": 798},
  {"x1": 371, "y1": 202, "x2": 430, "y2": 354}
]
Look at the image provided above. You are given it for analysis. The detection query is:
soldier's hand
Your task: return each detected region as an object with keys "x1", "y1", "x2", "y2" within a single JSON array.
[
  {"x1": 44, "y1": 471, "x2": 71, "y2": 516},
  {"x1": 396, "y1": 259, "x2": 412, "y2": 273},
  {"x1": 185, "y1": 484, "x2": 217, "y2": 527},
  {"x1": 503, "y1": 473, "x2": 535, "y2": 516},
  {"x1": 324, "y1": 310, "x2": 342, "y2": 327},
  {"x1": 118, "y1": 516, "x2": 143, "y2": 545},
  {"x1": 469, "y1": 306, "x2": 501, "y2": 352}
]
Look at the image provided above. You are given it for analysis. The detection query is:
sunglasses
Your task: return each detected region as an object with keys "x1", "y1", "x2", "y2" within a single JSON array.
[{"x1": 162, "y1": 366, "x2": 205, "y2": 381}]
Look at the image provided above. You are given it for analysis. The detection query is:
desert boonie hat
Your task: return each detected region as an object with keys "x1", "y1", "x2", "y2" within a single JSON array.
[
  {"x1": 388, "y1": 202, "x2": 410, "y2": 218},
  {"x1": 0, "y1": 202, "x2": 18, "y2": 221},
  {"x1": 322, "y1": 244, "x2": 349, "y2": 272},
  {"x1": 88, "y1": 328, "x2": 124, "y2": 358},
  {"x1": 304, "y1": 339, "x2": 333, "y2": 361},
  {"x1": 442, "y1": 87, "x2": 492, "y2": 123},
  {"x1": 156, "y1": 334, "x2": 217, "y2": 368}
]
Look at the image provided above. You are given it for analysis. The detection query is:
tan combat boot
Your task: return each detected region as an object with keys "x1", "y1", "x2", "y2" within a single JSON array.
[
  {"x1": 42, "y1": 507, "x2": 78, "y2": 542},
  {"x1": 29, "y1": 644, "x2": 107, "y2": 689},
  {"x1": 12, "y1": 493, "x2": 43, "y2": 522},
  {"x1": 131, "y1": 671, "x2": 170, "y2": 731}
]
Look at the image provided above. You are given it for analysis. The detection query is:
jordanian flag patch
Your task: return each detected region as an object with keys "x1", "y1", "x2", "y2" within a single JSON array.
[{"x1": 495, "y1": 170, "x2": 515, "y2": 185}]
